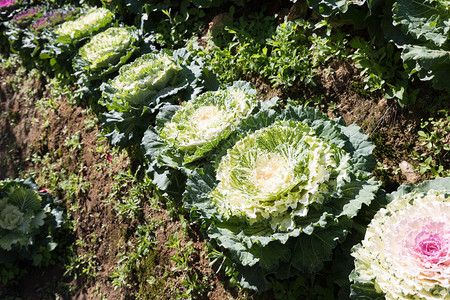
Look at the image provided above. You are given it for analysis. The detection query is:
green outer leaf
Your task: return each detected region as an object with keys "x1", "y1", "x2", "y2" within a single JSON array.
[
  {"x1": 387, "y1": 177, "x2": 450, "y2": 201},
  {"x1": 393, "y1": 0, "x2": 449, "y2": 47},
  {"x1": 400, "y1": 44, "x2": 450, "y2": 91},
  {"x1": 101, "y1": 107, "x2": 155, "y2": 148},
  {"x1": 385, "y1": 0, "x2": 450, "y2": 92},
  {"x1": 7, "y1": 188, "x2": 41, "y2": 213},
  {"x1": 307, "y1": 0, "x2": 367, "y2": 17}
]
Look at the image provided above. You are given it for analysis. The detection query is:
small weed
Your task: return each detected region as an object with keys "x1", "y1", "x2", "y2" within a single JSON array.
[
  {"x1": 64, "y1": 131, "x2": 83, "y2": 151},
  {"x1": 349, "y1": 38, "x2": 419, "y2": 106},
  {"x1": 111, "y1": 223, "x2": 157, "y2": 290},
  {"x1": 108, "y1": 168, "x2": 155, "y2": 219},
  {"x1": 166, "y1": 231, "x2": 194, "y2": 273},
  {"x1": 413, "y1": 110, "x2": 450, "y2": 177},
  {"x1": 190, "y1": 16, "x2": 347, "y2": 88}
]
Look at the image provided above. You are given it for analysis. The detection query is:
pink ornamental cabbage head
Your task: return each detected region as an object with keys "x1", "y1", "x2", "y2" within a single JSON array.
[
  {"x1": 12, "y1": 6, "x2": 42, "y2": 28},
  {"x1": 0, "y1": 0, "x2": 18, "y2": 12},
  {"x1": 31, "y1": 8, "x2": 79, "y2": 32},
  {"x1": 351, "y1": 189, "x2": 450, "y2": 299}
]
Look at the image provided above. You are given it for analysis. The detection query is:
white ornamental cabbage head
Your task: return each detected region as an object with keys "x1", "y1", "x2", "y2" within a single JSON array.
[
  {"x1": 0, "y1": 203, "x2": 24, "y2": 230},
  {"x1": 78, "y1": 26, "x2": 136, "y2": 71},
  {"x1": 184, "y1": 106, "x2": 379, "y2": 291},
  {"x1": 0, "y1": 186, "x2": 46, "y2": 251},
  {"x1": 211, "y1": 120, "x2": 350, "y2": 227},
  {"x1": 160, "y1": 85, "x2": 258, "y2": 154},
  {"x1": 101, "y1": 52, "x2": 180, "y2": 112},
  {"x1": 55, "y1": 7, "x2": 114, "y2": 43},
  {"x1": 351, "y1": 185, "x2": 450, "y2": 299}
]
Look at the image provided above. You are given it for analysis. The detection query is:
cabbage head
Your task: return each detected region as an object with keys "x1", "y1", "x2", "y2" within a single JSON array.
[
  {"x1": 54, "y1": 7, "x2": 114, "y2": 44},
  {"x1": 0, "y1": 186, "x2": 45, "y2": 251},
  {"x1": 100, "y1": 48, "x2": 215, "y2": 149},
  {"x1": 185, "y1": 105, "x2": 380, "y2": 291},
  {"x1": 141, "y1": 81, "x2": 260, "y2": 199},
  {"x1": 100, "y1": 51, "x2": 181, "y2": 112},
  {"x1": 39, "y1": 6, "x2": 113, "y2": 76},
  {"x1": 74, "y1": 26, "x2": 139, "y2": 79},
  {"x1": 350, "y1": 177, "x2": 450, "y2": 299},
  {"x1": 0, "y1": 178, "x2": 65, "y2": 284}
]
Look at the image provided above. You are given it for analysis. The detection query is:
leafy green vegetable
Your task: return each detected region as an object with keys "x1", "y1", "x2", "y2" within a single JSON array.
[
  {"x1": 74, "y1": 26, "x2": 139, "y2": 76},
  {"x1": 185, "y1": 106, "x2": 380, "y2": 291},
  {"x1": 100, "y1": 48, "x2": 216, "y2": 148},
  {"x1": 39, "y1": 6, "x2": 114, "y2": 76},
  {"x1": 350, "y1": 177, "x2": 450, "y2": 299},
  {"x1": 141, "y1": 81, "x2": 261, "y2": 199},
  {"x1": 54, "y1": 6, "x2": 114, "y2": 45},
  {"x1": 3, "y1": 6, "x2": 43, "y2": 55},
  {"x1": 158, "y1": 81, "x2": 258, "y2": 162},
  {"x1": 0, "y1": 178, "x2": 64, "y2": 273}
]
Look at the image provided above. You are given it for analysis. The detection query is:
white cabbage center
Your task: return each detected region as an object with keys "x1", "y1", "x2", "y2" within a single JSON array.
[
  {"x1": 81, "y1": 28, "x2": 131, "y2": 65},
  {"x1": 191, "y1": 106, "x2": 222, "y2": 132},
  {"x1": 252, "y1": 153, "x2": 291, "y2": 193}
]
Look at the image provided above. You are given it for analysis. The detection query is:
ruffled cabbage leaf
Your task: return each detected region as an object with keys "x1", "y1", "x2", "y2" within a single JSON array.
[
  {"x1": 100, "y1": 48, "x2": 218, "y2": 149},
  {"x1": 140, "y1": 81, "x2": 264, "y2": 200},
  {"x1": 53, "y1": 6, "x2": 114, "y2": 45},
  {"x1": 350, "y1": 177, "x2": 450, "y2": 299},
  {"x1": 0, "y1": 178, "x2": 64, "y2": 270},
  {"x1": 184, "y1": 106, "x2": 380, "y2": 291},
  {"x1": 73, "y1": 25, "x2": 139, "y2": 78}
]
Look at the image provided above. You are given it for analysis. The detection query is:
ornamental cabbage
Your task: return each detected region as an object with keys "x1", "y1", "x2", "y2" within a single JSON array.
[
  {"x1": 11, "y1": 6, "x2": 42, "y2": 28},
  {"x1": 185, "y1": 105, "x2": 380, "y2": 291},
  {"x1": 39, "y1": 6, "x2": 114, "y2": 76},
  {"x1": 0, "y1": 178, "x2": 65, "y2": 284},
  {"x1": 350, "y1": 177, "x2": 450, "y2": 299},
  {"x1": 100, "y1": 49, "x2": 214, "y2": 148},
  {"x1": 100, "y1": 51, "x2": 180, "y2": 112},
  {"x1": 141, "y1": 81, "x2": 260, "y2": 199},
  {"x1": 4, "y1": 6, "x2": 43, "y2": 54},
  {"x1": 159, "y1": 81, "x2": 258, "y2": 161},
  {"x1": 74, "y1": 26, "x2": 139, "y2": 78},
  {"x1": 31, "y1": 6, "x2": 80, "y2": 32},
  {"x1": 54, "y1": 7, "x2": 114, "y2": 44}
]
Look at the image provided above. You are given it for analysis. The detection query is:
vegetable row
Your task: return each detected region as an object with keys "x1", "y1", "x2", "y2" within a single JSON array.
[{"x1": 0, "y1": 2, "x2": 449, "y2": 298}]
